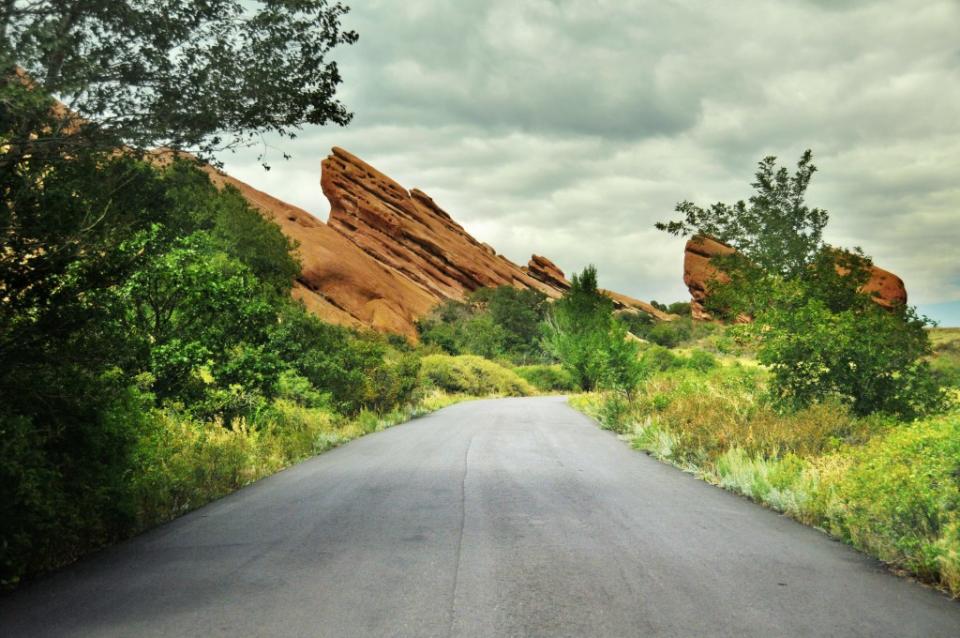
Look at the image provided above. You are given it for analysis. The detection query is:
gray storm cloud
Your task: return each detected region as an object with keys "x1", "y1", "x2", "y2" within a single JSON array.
[{"x1": 222, "y1": 0, "x2": 960, "y2": 323}]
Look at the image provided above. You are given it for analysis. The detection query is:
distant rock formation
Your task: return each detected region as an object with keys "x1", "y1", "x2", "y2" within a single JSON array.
[
  {"x1": 199, "y1": 147, "x2": 669, "y2": 338},
  {"x1": 682, "y1": 236, "x2": 907, "y2": 320},
  {"x1": 525, "y1": 255, "x2": 569, "y2": 291},
  {"x1": 321, "y1": 147, "x2": 558, "y2": 301},
  {"x1": 202, "y1": 165, "x2": 437, "y2": 337},
  {"x1": 524, "y1": 255, "x2": 676, "y2": 322}
]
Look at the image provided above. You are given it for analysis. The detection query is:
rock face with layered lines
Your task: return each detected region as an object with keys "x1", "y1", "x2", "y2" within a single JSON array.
[
  {"x1": 321, "y1": 147, "x2": 559, "y2": 302},
  {"x1": 199, "y1": 147, "x2": 669, "y2": 338}
]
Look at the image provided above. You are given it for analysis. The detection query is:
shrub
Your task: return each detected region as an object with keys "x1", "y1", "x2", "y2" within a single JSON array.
[
  {"x1": 419, "y1": 354, "x2": 533, "y2": 396},
  {"x1": 813, "y1": 414, "x2": 960, "y2": 591},
  {"x1": 416, "y1": 286, "x2": 549, "y2": 363},
  {"x1": 639, "y1": 345, "x2": 683, "y2": 372},
  {"x1": 514, "y1": 364, "x2": 577, "y2": 392},
  {"x1": 749, "y1": 294, "x2": 947, "y2": 418},
  {"x1": 646, "y1": 320, "x2": 692, "y2": 348},
  {"x1": 597, "y1": 392, "x2": 633, "y2": 434},
  {"x1": 686, "y1": 349, "x2": 719, "y2": 373},
  {"x1": 544, "y1": 266, "x2": 643, "y2": 391}
]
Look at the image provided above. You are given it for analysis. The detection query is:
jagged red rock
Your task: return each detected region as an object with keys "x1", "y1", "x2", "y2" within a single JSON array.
[
  {"x1": 191, "y1": 146, "x2": 670, "y2": 337},
  {"x1": 525, "y1": 255, "x2": 570, "y2": 291},
  {"x1": 322, "y1": 147, "x2": 559, "y2": 301}
]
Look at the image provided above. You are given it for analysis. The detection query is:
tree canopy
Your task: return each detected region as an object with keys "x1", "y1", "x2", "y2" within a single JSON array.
[{"x1": 1, "y1": 0, "x2": 357, "y2": 164}]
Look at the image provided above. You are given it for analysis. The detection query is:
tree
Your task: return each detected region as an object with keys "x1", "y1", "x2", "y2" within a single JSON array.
[
  {"x1": 657, "y1": 150, "x2": 828, "y2": 280},
  {"x1": 416, "y1": 286, "x2": 550, "y2": 363},
  {"x1": 1, "y1": 1, "x2": 354, "y2": 340},
  {"x1": 1, "y1": 0, "x2": 357, "y2": 163},
  {"x1": 0, "y1": 3, "x2": 360, "y2": 585},
  {"x1": 657, "y1": 151, "x2": 945, "y2": 417},
  {"x1": 544, "y1": 266, "x2": 642, "y2": 392}
]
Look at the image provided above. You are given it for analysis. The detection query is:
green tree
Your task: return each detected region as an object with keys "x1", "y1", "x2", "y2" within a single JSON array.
[
  {"x1": 1, "y1": 0, "x2": 357, "y2": 163},
  {"x1": 417, "y1": 287, "x2": 549, "y2": 363},
  {"x1": 117, "y1": 231, "x2": 281, "y2": 415},
  {"x1": 544, "y1": 266, "x2": 642, "y2": 391},
  {"x1": 657, "y1": 150, "x2": 828, "y2": 279},
  {"x1": 657, "y1": 151, "x2": 945, "y2": 417},
  {"x1": 161, "y1": 160, "x2": 300, "y2": 295},
  {"x1": 268, "y1": 304, "x2": 419, "y2": 416}
]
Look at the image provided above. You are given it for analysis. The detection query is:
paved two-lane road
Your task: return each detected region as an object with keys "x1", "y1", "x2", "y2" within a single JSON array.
[{"x1": 2, "y1": 396, "x2": 959, "y2": 637}]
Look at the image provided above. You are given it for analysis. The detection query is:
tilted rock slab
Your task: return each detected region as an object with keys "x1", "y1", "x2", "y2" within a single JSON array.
[
  {"x1": 199, "y1": 146, "x2": 670, "y2": 338},
  {"x1": 321, "y1": 147, "x2": 560, "y2": 302}
]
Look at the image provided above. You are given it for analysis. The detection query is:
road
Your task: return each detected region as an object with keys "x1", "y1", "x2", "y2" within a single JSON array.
[{"x1": 2, "y1": 396, "x2": 958, "y2": 637}]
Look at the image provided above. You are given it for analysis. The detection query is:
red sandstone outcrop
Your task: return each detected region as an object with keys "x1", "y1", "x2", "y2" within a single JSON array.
[
  {"x1": 859, "y1": 264, "x2": 907, "y2": 309},
  {"x1": 185, "y1": 146, "x2": 670, "y2": 338},
  {"x1": 525, "y1": 255, "x2": 570, "y2": 291},
  {"x1": 683, "y1": 236, "x2": 907, "y2": 320},
  {"x1": 322, "y1": 147, "x2": 560, "y2": 302},
  {"x1": 683, "y1": 236, "x2": 736, "y2": 320},
  {"x1": 203, "y1": 167, "x2": 437, "y2": 338}
]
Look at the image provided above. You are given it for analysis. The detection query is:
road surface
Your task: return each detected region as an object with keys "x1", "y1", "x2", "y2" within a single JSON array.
[{"x1": 2, "y1": 396, "x2": 958, "y2": 637}]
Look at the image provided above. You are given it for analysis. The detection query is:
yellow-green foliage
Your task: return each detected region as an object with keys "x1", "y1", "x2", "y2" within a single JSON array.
[
  {"x1": 929, "y1": 327, "x2": 960, "y2": 390},
  {"x1": 810, "y1": 414, "x2": 960, "y2": 591},
  {"x1": 132, "y1": 402, "x2": 340, "y2": 528},
  {"x1": 131, "y1": 391, "x2": 468, "y2": 532},
  {"x1": 571, "y1": 367, "x2": 960, "y2": 596},
  {"x1": 513, "y1": 364, "x2": 577, "y2": 392},
  {"x1": 420, "y1": 354, "x2": 533, "y2": 396}
]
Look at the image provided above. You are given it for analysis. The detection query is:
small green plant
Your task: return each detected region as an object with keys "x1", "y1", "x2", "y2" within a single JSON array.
[
  {"x1": 513, "y1": 364, "x2": 577, "y2": 392},
  {"x1": 419, "y1": 354, "x2": 533, "y2": 397},
  {"x1": 598, "y1": 392, "x2": 633, "y2": 434}
]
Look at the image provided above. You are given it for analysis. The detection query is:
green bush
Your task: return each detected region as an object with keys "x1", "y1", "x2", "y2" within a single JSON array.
[
  {"x1": 749, "y1": 293, "x2": 947, "y2": 418},
  {"x1": 646, "y1": 320, "x2": 692, "y2": 348},
  {"x1": 813, "y1": 414, "x2": 960, "y2": 590},
  {"x1": 420, "y1": 355, "x2": 533, "y2": 397},
  {"x1": 686, "y1": 349, "x2": 719, "y2": 373},
  {"x1": 416, "y1": 286, "x2": 549, "y2": 363},
  {"x1": 544, "y1": 266, "x2": 643, "y2": 391},
  {"x1": 513, "y1": 364, "x2": 577, "y2": 392},
  {"x1": 639, "y1": 345, "x2": 683, "y2": 372}
]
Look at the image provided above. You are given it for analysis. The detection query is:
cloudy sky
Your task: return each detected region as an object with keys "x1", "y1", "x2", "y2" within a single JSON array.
[{"x1": 222, "y1": 0, "x2": 960, "y2": 325}]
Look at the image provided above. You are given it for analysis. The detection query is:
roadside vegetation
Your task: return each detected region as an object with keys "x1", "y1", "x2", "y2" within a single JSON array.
[
  {"x1": 571, "y1": 152, "x2": 959, "y2": 596},
  {"x1": 0, "y1": 1, "x2": 534, "y2": 589}
]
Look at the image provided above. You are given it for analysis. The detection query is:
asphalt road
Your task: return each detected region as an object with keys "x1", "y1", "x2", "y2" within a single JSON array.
[{"x1": 2, "y1": 396, "x2": 959, "y2": 637}]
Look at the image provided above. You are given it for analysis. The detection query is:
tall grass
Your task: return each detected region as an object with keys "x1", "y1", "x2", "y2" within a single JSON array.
[{"x1": 132, "y1": 390, "x2": 467, "y2": 531}]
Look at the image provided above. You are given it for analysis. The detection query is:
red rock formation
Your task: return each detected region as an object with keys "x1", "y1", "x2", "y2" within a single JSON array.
[
  {"x1": 202, "y1": 166, "x2": 437, "y2": 339},
  {"x1": 322, "y1": 147, "x2": 560, "y2": 301},
  {"x1": 184, "y1": 146, "x2": 670, "y2": 337},
  {"x1": 525, "y1": 255, "x2": 570, "y2": 291},
  {"x1": 683, "y1": 236, "x2": 736, "y2": 320},
  {"x1": 860, "y1": 264, "x2": 907, "y2": 309},
  {"x1": 603, "y1": 290, "x2": 677, "y2": 322},
  {"x1": 683, "y1": 236, "x2": 908, "y2": 320}
]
